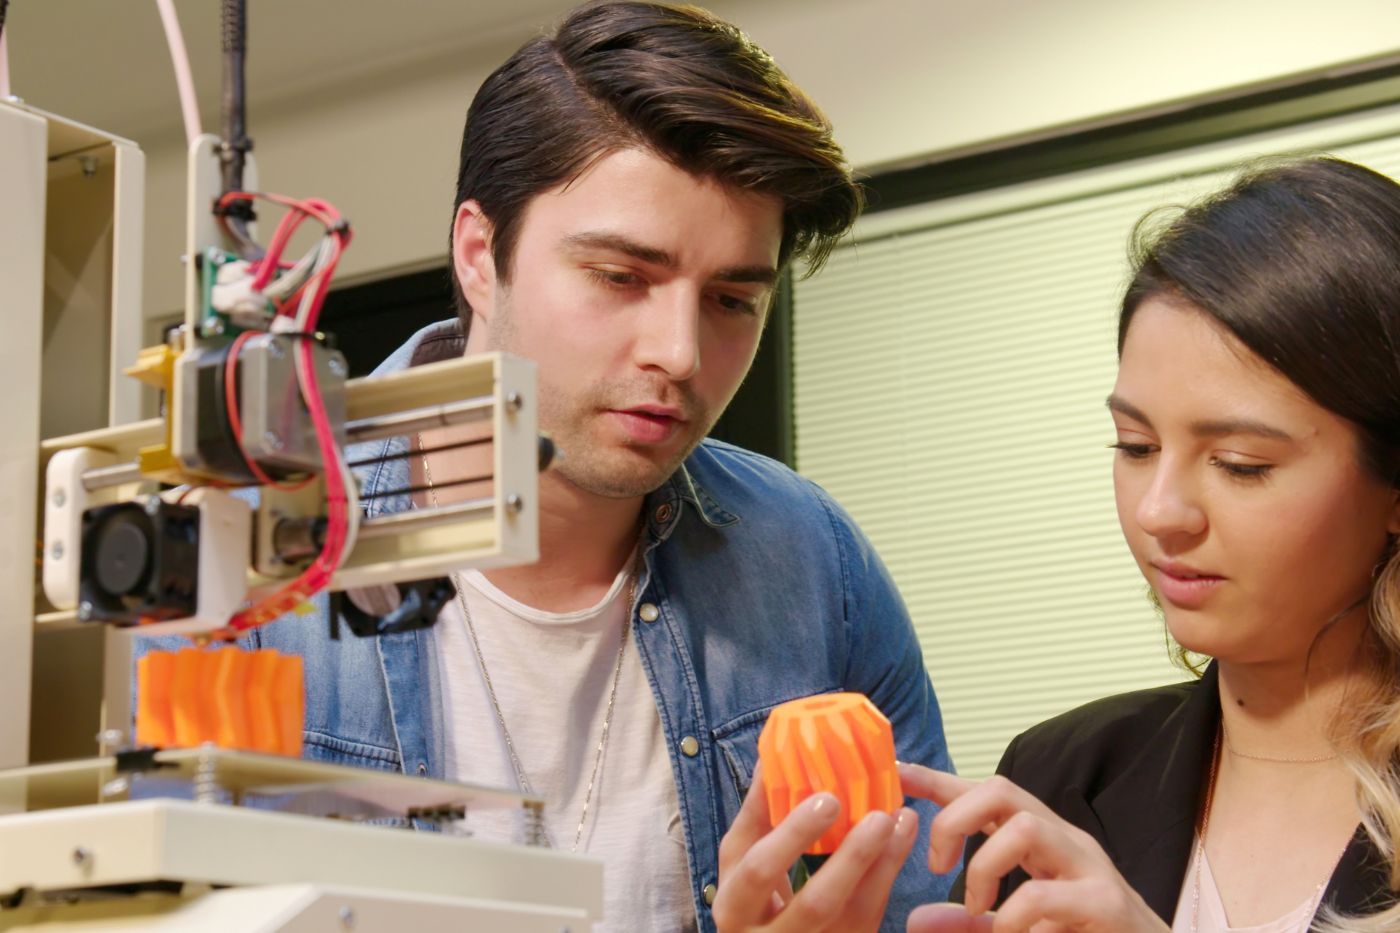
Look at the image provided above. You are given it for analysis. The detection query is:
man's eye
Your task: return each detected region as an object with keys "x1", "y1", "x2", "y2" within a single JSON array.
[
  {"x1": 712, "y1": 292, "x2": 757, "y2": 315},
  {"x1": 586, "y1": 268, "x2": 641, "y2": 287}
]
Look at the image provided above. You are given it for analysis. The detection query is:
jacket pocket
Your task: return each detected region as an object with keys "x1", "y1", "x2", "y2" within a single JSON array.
[
  {"x1": 712, "y1": 710, "x2": 766, "y2": 815},
  {"x1": 711, "y1": 690, "x2": 842, "y2": 819},
  {"x1": 302, "y1": 731, "x2": 402, "y2": 771}
]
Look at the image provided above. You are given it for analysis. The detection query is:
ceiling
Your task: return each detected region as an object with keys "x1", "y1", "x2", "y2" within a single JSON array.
[{"x1": 4, "y1": 0, "x2": 576, "y2": 147}]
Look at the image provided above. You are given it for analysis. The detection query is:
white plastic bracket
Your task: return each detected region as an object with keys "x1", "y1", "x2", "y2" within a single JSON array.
[{"x1": 42, "y1": 447, "x2": 119, "y2": 610}]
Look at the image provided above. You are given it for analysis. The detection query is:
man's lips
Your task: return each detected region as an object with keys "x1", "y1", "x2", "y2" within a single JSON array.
[{"x1": 608, "y1": 407, "x2": 688, "y2": 444}]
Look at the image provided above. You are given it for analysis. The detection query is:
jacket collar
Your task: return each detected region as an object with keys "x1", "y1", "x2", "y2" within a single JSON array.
[
  {"x1": 1082, "y1": 661, "x2": 1393, "y2": 924},
  {"x1": 646, "y1": 462, "x2": 739, "y2": 539},
  {"x1": 1087, "y1": 662, "x2": 1219, "y2": 919}
]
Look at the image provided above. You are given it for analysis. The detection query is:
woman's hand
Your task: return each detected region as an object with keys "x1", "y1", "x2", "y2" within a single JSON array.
[
  {"x1": 899, "y1": 764, "x2": 1168, "y2": 933},
  {"x1": 713, "y1": 761, "x2": 920, "y2": 933}
]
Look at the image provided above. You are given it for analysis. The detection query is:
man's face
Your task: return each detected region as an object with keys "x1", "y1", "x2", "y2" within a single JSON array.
[{"x1": 456, "y1": 148, "x2": 783, "y2": 499}]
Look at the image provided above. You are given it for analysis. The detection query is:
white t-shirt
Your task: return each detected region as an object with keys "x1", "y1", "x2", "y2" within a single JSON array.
[{"x1": 435, "y1": 564, "x2": 697, "y2": 933}]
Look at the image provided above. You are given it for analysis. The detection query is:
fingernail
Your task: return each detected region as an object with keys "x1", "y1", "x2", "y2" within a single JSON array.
[
  {"x1": 807, "y1": 793, "x2": 838, "y2": 818},
  {"x1": 895, "y1": 807, "x2": 916, "y2": 836},
  {"x1": 859, "y1": 810, "x2": 894, "y2": 833}
]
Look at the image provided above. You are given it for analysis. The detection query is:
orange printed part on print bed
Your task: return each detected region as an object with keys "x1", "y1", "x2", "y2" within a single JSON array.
[
  {"x1": 757, "y1": 692, "x2": 901, "y2": 855},
  {"x1": 136, "y1": 647, "x2": 304, "y2": 757}
]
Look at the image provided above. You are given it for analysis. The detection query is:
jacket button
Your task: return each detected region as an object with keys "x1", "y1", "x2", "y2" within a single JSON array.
[
  {"x1": 639, "y1": 603, "x2": 660, "y2": 623},
  {"x1": 655, "y1": 503, "x2": 673, "y2": 523},
  {"x1": 702, "y1": 883, "x2": 717, "y2": 905},
  {"x1": 680, "y1": 736, "x2": 699, "y2": 757}
]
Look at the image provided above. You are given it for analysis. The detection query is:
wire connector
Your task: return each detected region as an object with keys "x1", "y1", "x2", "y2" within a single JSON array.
[
  {"x1": 210, "y1": 260, "x2": 271, "y2": 319},
  {"x1": 213, "y1": 196, "x2": 257, "y2": 225}
]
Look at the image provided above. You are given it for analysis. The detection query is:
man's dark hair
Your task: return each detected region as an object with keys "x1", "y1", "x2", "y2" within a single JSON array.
[{"x1": 450, "y1": 0, "x2": 863, "y2": 327}]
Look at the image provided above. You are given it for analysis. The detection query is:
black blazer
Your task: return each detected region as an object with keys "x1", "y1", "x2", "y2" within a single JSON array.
[{"x1": 954, "y1": 663, "x2": 1395, "y2": 926}]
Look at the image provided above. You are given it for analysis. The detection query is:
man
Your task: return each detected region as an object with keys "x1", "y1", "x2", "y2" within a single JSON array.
[{"x1": 253, "y1": 3, "x2": 957, "y2": 930}]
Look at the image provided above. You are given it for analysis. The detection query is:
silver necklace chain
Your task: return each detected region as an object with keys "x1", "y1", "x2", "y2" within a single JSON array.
[
  {"x1": 419, "y1": 434, "x2": 636, "y2": 852},
  {"x1": 1223, "y1": 728, "x2": 1339, "y2": 764}
]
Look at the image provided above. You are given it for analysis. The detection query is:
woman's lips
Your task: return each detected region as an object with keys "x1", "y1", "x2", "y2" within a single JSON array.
[{"x1": 1152, "y1": 563, "x2": 1225, "y2": 609}]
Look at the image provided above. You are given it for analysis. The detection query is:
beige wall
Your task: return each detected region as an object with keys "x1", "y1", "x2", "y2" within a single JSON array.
[{"x1": 134, "y1": 0, "x2": 1400, "y2": 317}]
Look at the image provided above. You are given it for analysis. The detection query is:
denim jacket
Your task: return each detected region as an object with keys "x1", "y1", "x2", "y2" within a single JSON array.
[{"x1": 243, "y1": 320, "x2": 958, "y2": 930}]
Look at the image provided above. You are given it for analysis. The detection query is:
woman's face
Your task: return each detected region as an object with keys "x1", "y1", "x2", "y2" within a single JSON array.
[{"x1": 1110, "y1": 297, "x2": 1400, "y2": 665}]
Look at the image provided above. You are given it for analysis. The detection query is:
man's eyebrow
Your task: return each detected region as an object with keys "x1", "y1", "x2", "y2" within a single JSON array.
[
  {"x1": 714, "y1": 265, "x2": 779, "y2": 287},
  {"x1": 1105, "y1": 394, "x2": 1295, "y2": 442},
  {"x1": 562, "y1": 232, "x2": 676, "y2": 269},
  {"x1": 562, "y1": 232, "x2": 778, "y2": 287}
]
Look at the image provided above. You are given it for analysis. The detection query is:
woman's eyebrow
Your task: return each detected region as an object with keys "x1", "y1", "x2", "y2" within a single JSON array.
[
  {"x1": 1105, "y1": 394, "x2": 1152, "y2": 427},
  {"x1": 1106, "y1": 395, "x2": 1294, "y2": 442}
]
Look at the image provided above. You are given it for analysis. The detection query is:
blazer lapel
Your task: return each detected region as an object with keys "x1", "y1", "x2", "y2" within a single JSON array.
[
  {"x1": 1083, "y1": 663, "x2": 1221, "y2": 922},
  {"x1": 1317, "y1": 823, "x2": 1394, "y2": 924}
]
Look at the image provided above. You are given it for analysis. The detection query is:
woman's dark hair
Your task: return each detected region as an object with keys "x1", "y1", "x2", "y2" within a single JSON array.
[
  {"x1": 450, "y1": 0, "x2": 863, "y2": 326},
  {"x1": 1122, "y1": 157, "x2": 1400, "y2": 924},
  {"x1": 1120, "y1": 157, "x2": 1400, "y2": 487}
]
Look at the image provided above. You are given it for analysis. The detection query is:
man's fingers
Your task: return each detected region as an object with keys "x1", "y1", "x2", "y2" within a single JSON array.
[
  {"x1": 905, "y1": 904, "x2": 996, "y2": 933},
  {"x1": 770, "y1": 808, "x2": 897, "y2": 932},
  {"x1": 843, "y1": 806, "x2": 920, "y2": 924},
  {"x1": 718, "y1": 761, "x2": 772, "y2": 876},
  {"x1": 711, "y1": 792, "x2": 841, "y2": 931}
]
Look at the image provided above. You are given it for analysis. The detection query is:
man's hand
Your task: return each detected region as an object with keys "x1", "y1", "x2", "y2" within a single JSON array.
[
  {"x1": 899, "y1": 764, "x2": 1169, "y2": 933},
  {"x1": 713, "y1": 761, "x2": 919, "y2": 933}
]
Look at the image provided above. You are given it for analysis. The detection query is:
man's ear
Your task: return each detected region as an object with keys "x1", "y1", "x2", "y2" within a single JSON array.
[{"x1": 452, "y1": 200, "x2": 496, "y2": 326}]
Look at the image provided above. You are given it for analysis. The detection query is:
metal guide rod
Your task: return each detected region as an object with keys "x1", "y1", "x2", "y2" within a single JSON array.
[
  {"x1": 78, "y1": 395, "x2": 496, "y2": 491},
  {"x1": 355, "y1": 498, "x2": 494, "y2": 540},
  {"x1": 343, "y1": 396, "x2": 494, "y2": 442},
  {"x1": 81, "y1": 461, "x2": 145, "y2": 491}
]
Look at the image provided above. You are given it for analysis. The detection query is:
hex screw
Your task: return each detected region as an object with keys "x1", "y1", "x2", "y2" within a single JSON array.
[
  {"x1": 52, "y1": 488, "x2": 66, "y2": 508},
  {"x1": 338, "y1": 906, "x2": 356, "y2": 928},
  {"x1": 50, "y1": 541, "x2": 64, "y2": 561},
  {"x1": 71, "y1": 847, "x2": 92, "y2": 868}
]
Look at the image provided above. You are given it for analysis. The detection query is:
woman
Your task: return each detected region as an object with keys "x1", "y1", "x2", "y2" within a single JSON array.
[{"x1": 715, "y1": 157, "x2": 1400, "y2": 932}]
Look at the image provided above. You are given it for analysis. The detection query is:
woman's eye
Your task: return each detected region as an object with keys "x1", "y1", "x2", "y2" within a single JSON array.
[
  {"x1": 1108, "y1": 442, "x2": 1155, "y2": 460},
  {"x1": 1210, "y1": 456, "x2": 1273, "y2": 480}
]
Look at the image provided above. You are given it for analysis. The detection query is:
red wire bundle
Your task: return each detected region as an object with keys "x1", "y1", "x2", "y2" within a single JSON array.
[{"x1": 213, "y1": 191, "x2": 354, "y2": 638}]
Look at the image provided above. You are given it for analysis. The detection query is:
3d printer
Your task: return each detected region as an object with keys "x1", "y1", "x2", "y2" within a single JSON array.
[{"x1": 0, "y1": 2, "x2": 601, "y2": 929}]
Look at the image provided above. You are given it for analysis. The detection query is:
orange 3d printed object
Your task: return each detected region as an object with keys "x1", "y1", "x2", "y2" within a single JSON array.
[
  {"x1": 136, "y1": 647, "x2": 304, "y2": 756},
  {"x1": 757, "y1": 692, "x2": 901, "y2": 855}
]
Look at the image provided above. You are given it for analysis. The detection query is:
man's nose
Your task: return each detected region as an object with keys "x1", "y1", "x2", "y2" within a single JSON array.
[{"x1": 634, "y1": 287, "x2": 701, "y2": 381}]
